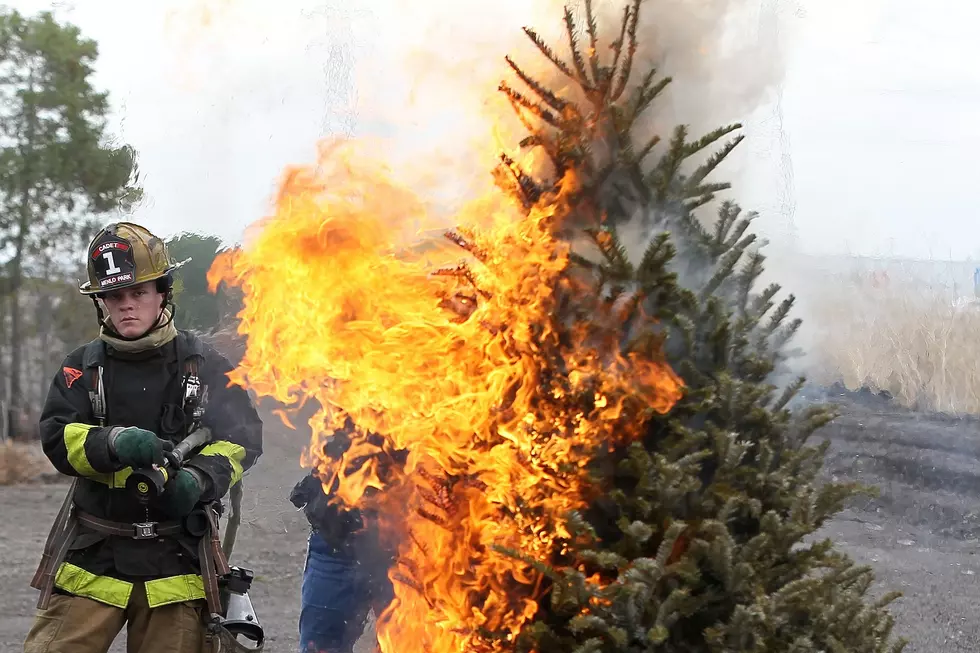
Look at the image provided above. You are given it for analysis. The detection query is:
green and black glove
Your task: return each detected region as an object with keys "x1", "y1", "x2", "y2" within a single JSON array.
[
  {"x1": 109, "y1": 427, "x2": 173, "y2": 469},
  {"x1": 160, "y1": 468, "x2": 211, "y2": 518}
]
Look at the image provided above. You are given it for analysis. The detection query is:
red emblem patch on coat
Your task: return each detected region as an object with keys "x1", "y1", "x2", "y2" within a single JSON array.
[{"x1": 63, "y1": 367, "x2": 83, "y2": 388}]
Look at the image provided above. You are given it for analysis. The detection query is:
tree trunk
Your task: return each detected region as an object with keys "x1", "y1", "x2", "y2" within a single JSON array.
[
  {"x1": 9, "y1": 215, "x2": 27, "y2": 418},
  {"x1": 0, "y1": 290, "x2": 9, "y2": 441},
  {"x1": 10, "y1": 67, "x2": 37, "y2": 421},
  {"x1": 0, "y1": 285, "x2": 8, "y2": 399},
  {"x1": 36, "y1": 264, "x2": 52, "y2": 409}
]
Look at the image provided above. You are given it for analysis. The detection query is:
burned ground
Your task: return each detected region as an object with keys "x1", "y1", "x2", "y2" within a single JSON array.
[{"x1": 2, "y1": 391, "x2": 980, "y2": 652}]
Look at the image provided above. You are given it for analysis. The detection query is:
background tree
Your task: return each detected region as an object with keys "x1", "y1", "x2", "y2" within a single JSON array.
[
  {"x1": 484, "y1": 1, "x2": 908, "y2": 651},
  {"x1": 0, "y1": 9, "x2": 141, "y2": 418},
  {"x1": 166, "y1": 231, "x2": 227, "y2": 333}
]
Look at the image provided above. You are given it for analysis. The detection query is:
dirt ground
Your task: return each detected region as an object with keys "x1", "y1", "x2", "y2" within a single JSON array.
[{"x1": 3, "y1": 390, "x2": 980, "y2": 652}]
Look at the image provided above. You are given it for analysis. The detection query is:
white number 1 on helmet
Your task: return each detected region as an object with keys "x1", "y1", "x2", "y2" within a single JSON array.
[{"x1": 103, "y1": 251, "x2": 121, "y2": 275}]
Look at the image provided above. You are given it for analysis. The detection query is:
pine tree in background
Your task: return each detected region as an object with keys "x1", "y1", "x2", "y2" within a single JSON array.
[{"x1": 483, "y1": 1, "x2": 907, "y2": 650}]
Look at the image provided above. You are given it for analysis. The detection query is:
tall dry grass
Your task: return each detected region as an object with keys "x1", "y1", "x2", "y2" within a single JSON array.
[
  {"x1": 0, "y1": 440, "x2": 57, "y2": 485},
  {"x1": 805, "y1": 276, "x2": 980, "y2": 415}
]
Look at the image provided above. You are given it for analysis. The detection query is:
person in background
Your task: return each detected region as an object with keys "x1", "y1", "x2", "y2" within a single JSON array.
[{"x1": 289, "y1": 418, "x2": 397, "y2": 653}]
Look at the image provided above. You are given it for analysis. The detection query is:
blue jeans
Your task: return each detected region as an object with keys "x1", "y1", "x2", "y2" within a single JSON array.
[{"x1": 299, "y1": 530, "x2": 392, "y2": 653}]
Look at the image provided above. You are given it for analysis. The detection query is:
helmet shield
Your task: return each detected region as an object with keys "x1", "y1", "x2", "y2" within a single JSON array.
[{"x1": 89, "y1": 232, "x2": 138, "y2": 292}]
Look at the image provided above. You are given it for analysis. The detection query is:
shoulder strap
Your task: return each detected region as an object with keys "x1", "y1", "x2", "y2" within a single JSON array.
[
  {"x1": 82, "y1": 338, "x2": 107, "y2": 427},
  {"x1": 178, "y1": 333, "x2": 208, "y2": 430},
  {"x1": 89, "y1": 367, "x2": 106, "y2": 427},
  {"x1": 184, "y1": 355, "x2": 201, "y2": 376},
  {"x1": 177, "y1": 330, "x2": 206, "y2": 377}
]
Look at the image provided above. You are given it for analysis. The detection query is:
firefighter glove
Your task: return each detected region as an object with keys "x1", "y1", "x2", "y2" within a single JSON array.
[
  {"x1": 160, "y1": 469, "x2": 206, "y2": 518},
  {"x1": 110, "y1": 427, "x2": 174, "y2": 468}
]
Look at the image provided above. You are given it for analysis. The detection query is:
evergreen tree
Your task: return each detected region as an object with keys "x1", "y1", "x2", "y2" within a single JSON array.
[
  {"x1": 476, "y1": 1, "x2": 908, "y2": 650},
  {"x1": 166, "y1": 231, "x2": 226, "y2": 333},
  {"x1": 0, "y1": 9, "x2": 142, "y2": 416}
]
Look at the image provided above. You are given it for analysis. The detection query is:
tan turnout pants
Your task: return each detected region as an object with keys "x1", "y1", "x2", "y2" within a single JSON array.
[{"x1": 23, "y1": 583, "x2": 207, "y2": 653}]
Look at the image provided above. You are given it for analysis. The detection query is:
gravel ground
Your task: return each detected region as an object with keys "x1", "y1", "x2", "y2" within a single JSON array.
[{"x1": 2, "y1": 390, "x2": 980, "y2": 652}]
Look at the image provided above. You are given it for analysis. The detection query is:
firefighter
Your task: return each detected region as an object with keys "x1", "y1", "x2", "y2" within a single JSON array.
[{"x1": 23, "y1": 222, "x2": 263, "y2": 653}]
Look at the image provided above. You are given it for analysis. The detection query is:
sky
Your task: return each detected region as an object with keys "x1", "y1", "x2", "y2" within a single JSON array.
[
  {"x1": 780, "y1": 0, "x2": 979, "y2": 262},
  {"x1": 2, "y1": 0, "x2": 972, "y2": 261}
]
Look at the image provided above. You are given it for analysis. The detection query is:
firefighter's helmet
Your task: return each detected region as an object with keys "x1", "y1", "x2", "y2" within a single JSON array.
[{"x1": 79, "y1": 222, "x2": 177, "y2": 296}]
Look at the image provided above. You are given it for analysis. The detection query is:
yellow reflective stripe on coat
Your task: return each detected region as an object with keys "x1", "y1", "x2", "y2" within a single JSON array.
[
  {"x1": 145, "y1": 574, "x2": 206, "y2": 608},
  {"x1": 55, "y1": 562, "x2": 133, "y2": 609},
  {"x1": 63, "y1": 425, "x2": 133, "y2": 487},
  {"x1": 54, "y1": 563, "x2": 205, "y2": 609},
  {"x1": 198, "y1": 441, "x2": 246, "y2": 485},
  {"x1": 110, "y1": 467, "x2": 133, "y2": 488},
  {"x1": 63, "y1": 423, "x2": 98, "y2": 477},
  {"x1": 71, "y1": 467, "x2": 136, "y2": 489},
  {"x1": 87, "y1": 467, "x2": 132, "y2": 488}
]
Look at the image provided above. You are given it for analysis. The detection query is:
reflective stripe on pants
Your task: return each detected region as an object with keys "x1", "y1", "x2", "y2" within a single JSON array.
[{"x1": 54, "y1": 562, "x2": 206, "y2": 609}]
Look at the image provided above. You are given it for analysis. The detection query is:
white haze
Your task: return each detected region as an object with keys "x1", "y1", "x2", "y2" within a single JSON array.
[
  {"x1": 3, "y1": 0, "x2": 971, "y2": 262},
  {"x1": 5, "y1": 0, "x2": 976, "y2": 387},
  {"x1": 0, "y1": 0, "x2": 796, "y2": 241}
]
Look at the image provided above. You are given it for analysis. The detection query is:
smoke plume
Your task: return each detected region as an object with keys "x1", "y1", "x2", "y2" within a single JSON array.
[
  {"x1": 343, "y1": 0, "x2": 799, "y2": 212},
  {"x1": 161, "y1": 0, "x2": 799, "y2": 241},
  {"x1": 167, "y1": 0, "x2": 806, "y2": 370}
]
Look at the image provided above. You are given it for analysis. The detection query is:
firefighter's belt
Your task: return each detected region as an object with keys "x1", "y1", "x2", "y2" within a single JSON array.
[
  {"x1": 31, "y1": 479, "x2": 231, "y2": 616},
  {"x1": 76, "y1": 511, "x2": 183, "y2": 539}
]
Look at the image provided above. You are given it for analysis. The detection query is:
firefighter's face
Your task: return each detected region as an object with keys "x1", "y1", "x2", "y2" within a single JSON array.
[{"x1": 101, "y1": 282, "x2": 164, "y2": 337}]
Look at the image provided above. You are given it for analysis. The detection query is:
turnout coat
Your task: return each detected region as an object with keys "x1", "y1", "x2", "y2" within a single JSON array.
[{"x1": 34, "y1": 330, "x2": 263, "y2": 610}]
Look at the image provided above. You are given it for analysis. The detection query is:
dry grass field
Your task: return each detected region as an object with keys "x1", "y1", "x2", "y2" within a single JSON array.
[
  {"x1": 804, "y1": 275, "x2": 980, "y2": 415},
  {"x1": 0, "y1": 440, "x2": 56, "y2": 486}
]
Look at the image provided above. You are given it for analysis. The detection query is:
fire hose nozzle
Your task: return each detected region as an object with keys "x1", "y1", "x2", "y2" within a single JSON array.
[
  {"x1": 125, "y1": 466, "x2": 170, "y2": 502},
  {"x1": 126, "y1": 427, "x2": 214, "y2": 503}
]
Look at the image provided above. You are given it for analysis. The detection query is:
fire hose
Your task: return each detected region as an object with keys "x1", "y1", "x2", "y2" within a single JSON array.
[{"x1": 126, "y1": 425, "x2": 265, "y2": 651}]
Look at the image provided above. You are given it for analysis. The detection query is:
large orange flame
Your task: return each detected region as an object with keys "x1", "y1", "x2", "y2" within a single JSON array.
[{"x1": 209, "y1": 136, "x2": 683, "y2": 652}]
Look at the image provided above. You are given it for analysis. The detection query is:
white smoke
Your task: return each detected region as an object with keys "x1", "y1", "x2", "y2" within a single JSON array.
[
  {"x1": 336, "y1": 0, "x2": 801, "y2": 215},
  {"x1": 157, "y1": 0, "x2": 800, "y2": 237}
]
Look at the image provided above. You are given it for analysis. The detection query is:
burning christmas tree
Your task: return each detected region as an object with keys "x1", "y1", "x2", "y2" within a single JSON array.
[{"x1": 209, "y1": 1, "x2": 907, "y2": 651}]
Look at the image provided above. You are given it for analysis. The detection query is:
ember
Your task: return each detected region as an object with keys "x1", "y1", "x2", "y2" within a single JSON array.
[{"x1": 208, "y1": 3, "x2": 683, "y2": 652}]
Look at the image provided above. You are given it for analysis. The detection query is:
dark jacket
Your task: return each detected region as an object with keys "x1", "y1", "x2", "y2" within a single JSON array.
[{"x1": 39, "y1": 330, "x2": 263, "y2": 608}]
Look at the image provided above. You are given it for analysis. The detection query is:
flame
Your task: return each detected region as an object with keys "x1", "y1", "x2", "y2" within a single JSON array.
[{"x1": 210, "y1": 129, "x2": 681, "y2": 650}]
